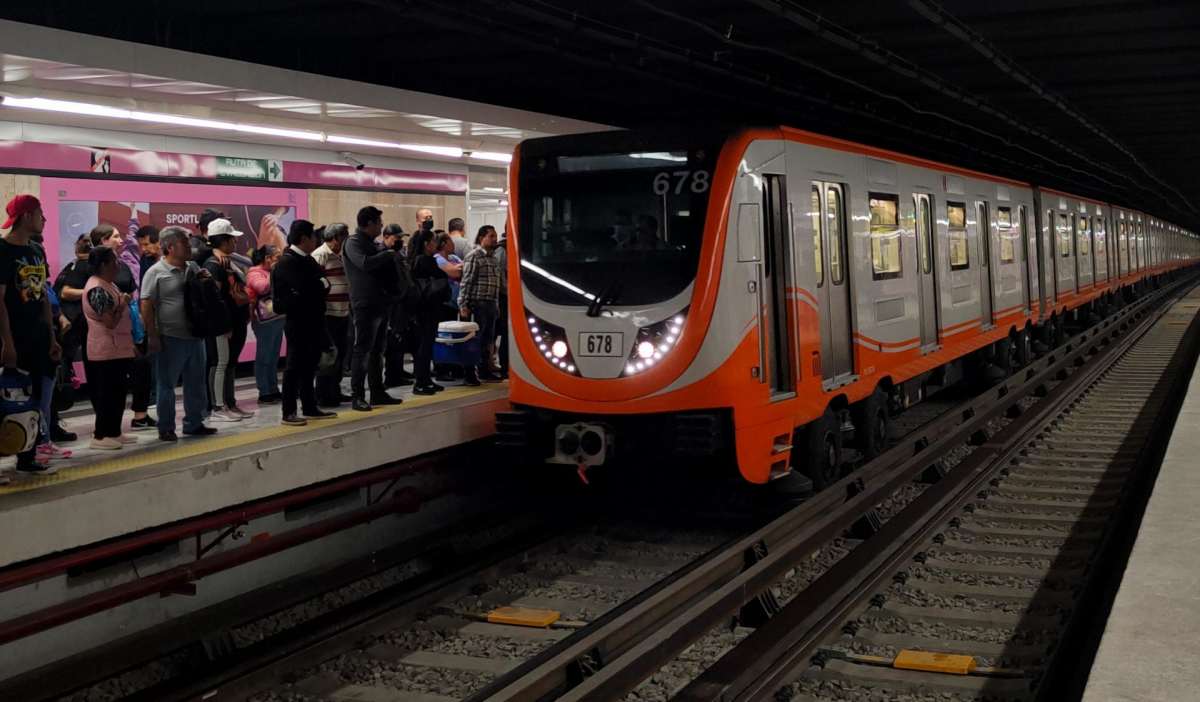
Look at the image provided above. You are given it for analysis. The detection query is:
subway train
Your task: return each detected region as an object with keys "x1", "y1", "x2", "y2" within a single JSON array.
[{"x1": 495, "y1": 126, "x2": 1198, "y2": 487}]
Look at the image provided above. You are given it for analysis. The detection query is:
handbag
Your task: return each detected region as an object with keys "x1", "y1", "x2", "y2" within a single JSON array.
[
  {"x1": 318, "y1": 347, "x2": 338, "y2": 374},
  {"x1": 416, "y1": 275, "x2": 450, "y2": 304}
]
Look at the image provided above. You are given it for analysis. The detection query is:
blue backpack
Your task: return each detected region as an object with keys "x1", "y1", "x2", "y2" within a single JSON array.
[{"x1": 0, "y1": 369, "x2": 40, "y2": 455}]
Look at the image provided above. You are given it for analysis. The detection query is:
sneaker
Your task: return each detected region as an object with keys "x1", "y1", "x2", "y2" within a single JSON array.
[
  {"x1": 210, "y1": 409, "x2": 243, "y2": 423},
  {"x1": 16, "y1": 457, "x2": 57, "y2": 475},
  {"x1": 182, "y1": 425, "x2": 218, "y2": 437},
  {"x1": 303, "y1": 410, "x2": 338, "y2": 420},
  {"x1": 130, "y1": 416, "x2": 157, "y2": 431},
  {"x1": 36, "y1": 442, "x2": 74, "y2": 460},
  {"x1": 281, "y1": 414, "x2": 308, "y2": 426},
  {"x1": 159, "y1": 431, "x2": 179, "y2": 442},
  {"x1": 89, "y1": 437, "x2": 123, "y2": 451},
  {"x1": 115, "y1": 434, "x2": 138, "y2": 445},
  {"x1": 228, "y1": 406, "x2": 256, "y2": 419},
  {"x1": 0, "y1": 471, "x2": 10, "y2": 485},
  {"x1": 50, "y1": 421, "x2": 77, "y2": 443}
]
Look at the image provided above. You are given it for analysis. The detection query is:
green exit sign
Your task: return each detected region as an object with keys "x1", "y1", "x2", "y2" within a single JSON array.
[{"x1": 216, "y1": 157, "x2": 284, "y2": 182}]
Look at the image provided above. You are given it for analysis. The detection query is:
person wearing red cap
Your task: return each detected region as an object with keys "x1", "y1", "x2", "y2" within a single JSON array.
[{"x1": 0, "y1": 195, "x2": 61, "y2": 475}]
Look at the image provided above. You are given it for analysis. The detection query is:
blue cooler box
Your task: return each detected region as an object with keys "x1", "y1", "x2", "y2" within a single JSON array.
[{"x1": 434, "y1": 320, "x2": 481, "y2": 365}]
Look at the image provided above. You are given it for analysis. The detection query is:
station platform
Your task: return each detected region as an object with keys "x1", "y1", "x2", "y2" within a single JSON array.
[
  {"x1": 1082, "y1": 345, "x2": 1200, "y2": 701},
  {"x1": 0, "y1": 377, "x2": 509, "y2": 569}
]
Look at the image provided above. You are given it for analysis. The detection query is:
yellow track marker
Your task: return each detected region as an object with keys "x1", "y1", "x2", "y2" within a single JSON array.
[
  {"x1": 893, "y1": 649, "x2": 977, "y2": 675},
  {"x1": 486, "y1": 607, "x2": 560, "y2": 628},
  {"x1": 0, "y1": 386, "x2": 497, "y2": 496}
]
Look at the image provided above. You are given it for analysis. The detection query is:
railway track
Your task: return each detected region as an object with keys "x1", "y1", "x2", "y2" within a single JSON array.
[{"x1": 40, "y1": 277, "x2": 1198, "y2": 702}]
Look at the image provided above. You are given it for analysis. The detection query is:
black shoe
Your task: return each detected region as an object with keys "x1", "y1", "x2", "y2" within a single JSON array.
[
  {"x1": 281, "y1": 414, "x2": 308, "y2": 426},
  {"x1": 182, "y1": 425, "x2": 218, "y2": 437},
  {"x1": 371, "y1": 393, "x2": 403, "y2": 406},
  {"x1": 352, "y1": 398, "x2": 372, "y2": 412},
  {"x1": 130, "y1": 416, "x2": 157, "y2": 431},
  {"x1": 431, "y1": 382, "x2": 445, "y2": 392},
  {"x1": 413, "y1": 384, "x2": 437, "y2": 396},
  {"x1": 258, "y1": 394, "x2": 281, "y2": 405},
  {"x1": 159, "y1": 431, "x2": 179, "y2": 442},
  {"x1": 50, "y1": 422, "x2": 77, "y2": 443},
  {"x1": 304, "y1": 409, "x2": 338, "y2": 420},
  {"x1": 463, "y1": 374, "x2": 481, "y2": 387}
]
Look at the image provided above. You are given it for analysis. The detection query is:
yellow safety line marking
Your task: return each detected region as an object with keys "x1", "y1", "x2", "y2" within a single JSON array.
[{"x1": 0, "y1": 386, "x2": 499, "y2": 496}]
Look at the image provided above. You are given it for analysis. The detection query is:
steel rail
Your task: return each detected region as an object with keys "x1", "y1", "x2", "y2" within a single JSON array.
[
  {"x1": 673, "y1": 278, "x2": 1200, "y2": 701},
  {"x1": 473, "y1": 275, "x2": 1193, "y2": 702}
]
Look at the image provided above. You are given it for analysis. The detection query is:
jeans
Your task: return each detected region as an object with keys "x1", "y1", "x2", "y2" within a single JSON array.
[
  {"x1": 156, "y1": 335, "x2": 208, "y2": 434},
  {"x1": 252, "y1": 317, "x2": 286, "y2": 397},
  {"x1": 317, "y1": 314, "x2": 349, "y2": 403},
  {"x1": 282, "y1": 324, "x2": 320, "y2": 417},
  {"x1": 467, "y1": 301, "x2": 499, "y2": 371},
  {"x1": 87, "y1": 358, "x2": 132, "y2": 439},
  {"x1": 350, "y1": 306, "x2": 388, "y2": 398}
]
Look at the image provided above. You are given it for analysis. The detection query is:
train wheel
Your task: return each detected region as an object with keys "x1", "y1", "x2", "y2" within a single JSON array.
[
  {"x1": 853, "y1": 388, "x2": 891, "y2": 460},
  {"x1": 802, "y1": 409, "x2": 843, "y2": 491},
  {"x1": 1016, "y1": 328, "x2": 1034, "y2": 367},
  {"x1": 993, "y1": 337, "x2": 1016, "y2": 378}
]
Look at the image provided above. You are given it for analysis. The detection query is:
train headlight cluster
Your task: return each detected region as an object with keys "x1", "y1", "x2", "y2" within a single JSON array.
[
  {"x1": 525, "y1": 310, "x2": 579, "y2": 375},
  {"x1": 623, "y1": 308, "x2": 688, "y2": 377}
]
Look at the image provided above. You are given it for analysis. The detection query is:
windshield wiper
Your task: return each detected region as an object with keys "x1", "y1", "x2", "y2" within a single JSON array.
[{"x1": 586, "y1": 280, "x2": 621, "y2": 317}]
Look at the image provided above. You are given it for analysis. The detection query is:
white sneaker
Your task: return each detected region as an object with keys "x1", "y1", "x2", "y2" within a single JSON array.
[
  {"x1": 210, "y1": 409, "x2": 243, "y2": 423},
  {"x1": 115, "y1": 435, "x2": 137, "y2": 445},
  {"x1": 89, "y1": 437, "x2": 122, "y2": 451},
  {"x1": 229, "y1": 406, "x2": 256, "y2": 419},
  {"x1": 0, "y1": 471, "x2": 11, "y2": 485}
]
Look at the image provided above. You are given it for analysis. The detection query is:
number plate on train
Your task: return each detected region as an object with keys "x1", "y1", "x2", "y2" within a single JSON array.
[{"x1": 578, "y1": 332, "x2": 623, "y2": 357}]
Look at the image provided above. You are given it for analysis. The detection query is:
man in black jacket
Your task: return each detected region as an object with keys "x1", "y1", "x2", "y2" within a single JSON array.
[
  {"x1": 272, "y1": 220, "x2": 336, "y2": 426},
  {"x1": 342, "y1": 206, "x2": 403, "y2": 412}
]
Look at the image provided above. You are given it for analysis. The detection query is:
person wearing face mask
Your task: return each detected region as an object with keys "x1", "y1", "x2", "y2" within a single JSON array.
[{"x1": 343, "y1": 207, "x2": 403, "y2": 412}]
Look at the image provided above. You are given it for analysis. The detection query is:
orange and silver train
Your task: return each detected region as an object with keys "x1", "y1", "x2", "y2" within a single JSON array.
[{"x1": 497, "y1": 127, "x2": 1198, "y2": 488}]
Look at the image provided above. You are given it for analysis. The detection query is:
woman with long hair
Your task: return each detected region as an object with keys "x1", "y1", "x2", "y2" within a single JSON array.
[
  {"x1": 82, "y1": 246, "x2": 136, "y2": 450},
  {"x1": 409, "y1": 229, "x2": 449, "y2": 395}
]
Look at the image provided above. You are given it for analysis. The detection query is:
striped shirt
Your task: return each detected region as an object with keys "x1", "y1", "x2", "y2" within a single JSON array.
[
  {"x1": 458, "y1": 245, "x2": 502, "y2": 308},
  {"x1": 312, "y1": 243, "x2": 349, "y2": 317}
]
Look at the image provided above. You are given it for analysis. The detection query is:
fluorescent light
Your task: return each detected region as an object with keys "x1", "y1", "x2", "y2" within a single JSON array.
[
  {"x1": 234, "y1": 123, "x2": 323, "y2": 141},
  {"x1": 327, "y1": 134, "x2": 403, "y2": 149},
  {"x1": 4, "y1": 96, "x2": 130, "y2": 119},
  {"x1": 399, "y1": 143, "x2": 464, "y2": 158},
  {"x1": 630, "y1": 151, "x2": 687, "y2": 162},
  {"x1": 130, "y1": 111, "x2": 234, "y2": 130},
  {"x1": 481, "y1": 186, "x2": 505, "y2": 193},
  {"x1": 470, "y1": 151, "x2": 512, "y2": 163}
]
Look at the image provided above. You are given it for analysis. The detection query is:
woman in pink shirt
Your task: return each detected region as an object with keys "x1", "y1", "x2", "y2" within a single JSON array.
[
  {"x1": 247, "y1": 245, "x2": 285, "y2": 404},
  {"x1": 83, "y1": 246, "x2": 137, "y2": 450}
]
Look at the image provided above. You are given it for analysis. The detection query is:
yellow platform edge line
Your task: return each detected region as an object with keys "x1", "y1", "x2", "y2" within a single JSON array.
[{"x1": 0, "y1": 385, "x2": 498, "y2": 496}]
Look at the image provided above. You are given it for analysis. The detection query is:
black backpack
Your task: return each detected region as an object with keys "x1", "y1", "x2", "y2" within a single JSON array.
[{"x1": 184, "y1": 266, "x2": 232, "y2": 338}]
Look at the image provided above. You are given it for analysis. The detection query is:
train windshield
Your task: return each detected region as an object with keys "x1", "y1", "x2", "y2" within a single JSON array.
[{"x1": 517, "y1": 140, "x2": 719, "y2": 307}]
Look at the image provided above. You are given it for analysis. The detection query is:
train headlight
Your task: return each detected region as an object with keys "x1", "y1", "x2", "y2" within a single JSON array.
[
  {"x1": 622, "y1": 307, "x2": 688, "y2": 377},
  {"x1": 525, "y1": 309, "x2": 579, "y2": 376}
]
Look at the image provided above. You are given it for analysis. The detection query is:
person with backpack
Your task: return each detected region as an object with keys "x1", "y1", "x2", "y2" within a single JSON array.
[
  {"x1": 140, "y1": 227, "x2": 217, "y2": 442},
  {"x1": 203, "y1": 218, "x2": 254, "y2": 422},
  {"x1": 271, "y1": 220, "x2": 336, "y2": 426}
]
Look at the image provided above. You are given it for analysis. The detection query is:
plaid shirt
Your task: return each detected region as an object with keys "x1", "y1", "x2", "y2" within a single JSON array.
[{"x1": 458, "y1": 246, "x2": 502, "y2": 308}]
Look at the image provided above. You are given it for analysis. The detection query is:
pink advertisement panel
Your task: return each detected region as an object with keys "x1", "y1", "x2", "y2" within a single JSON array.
[{"x1": 43, "y1": 178, "x2": 309, "y2": 364}]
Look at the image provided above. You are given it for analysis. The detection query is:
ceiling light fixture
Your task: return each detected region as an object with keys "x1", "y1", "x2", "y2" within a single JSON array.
[{"x1": 469, "y1": 151, "x2": 513, "y2": 163}]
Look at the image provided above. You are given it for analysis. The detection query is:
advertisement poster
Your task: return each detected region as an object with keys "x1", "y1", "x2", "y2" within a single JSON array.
[{"x1": 43, "y1": 178, "x2": 308, "y2": 365}]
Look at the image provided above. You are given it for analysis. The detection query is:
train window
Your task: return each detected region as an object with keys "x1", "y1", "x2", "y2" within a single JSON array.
[
  {"x1": 997, "y1": 206, "x2": 1016, "y2": 264},
  {"x1": 869, "y1": 193, "x2": 902, "y2": 280},
  {"x1": 810, "y1": 185, "x2": 823, "y2": 287},
  {"x1": 827, "y1": 185, "x2": 845, "y2": 285},
  {"x1": 947, "y1": 202, "x2": 969, "y2": 270},
  {"x1": 1057, "y1": 213, "x2": 1072, "y2": 258},
  {"x1": 1078, "y1": 216, "x2": 1090, "y2": 256},
  {"x1": 1095, "y1": 218, "x2": 1106, "y2": 259},
  {"x1": 918, "y1": 196, "x2": 933, "y2": 274}
]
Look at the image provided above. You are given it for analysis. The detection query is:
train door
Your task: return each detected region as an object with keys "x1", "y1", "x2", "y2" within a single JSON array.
[
  {"x1": 1019, "y1": 205, "x2": 1034, "y2": 312},
  {"x1": 762, "y1": 174, "x2": 794, "y2": 398},
  {"x1": 812, "y1": 181, "x2": 853, "y2": 383},
  {"x1": 914, "y1": 193, "x2": 939, "y2": 348},
  {"x1": 975, "y1": 201, "x2": 995, "y2": 325}
]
